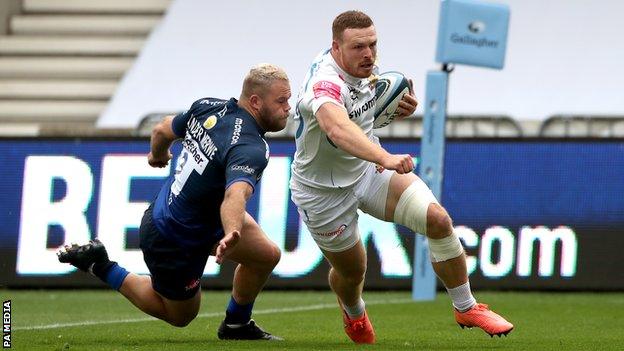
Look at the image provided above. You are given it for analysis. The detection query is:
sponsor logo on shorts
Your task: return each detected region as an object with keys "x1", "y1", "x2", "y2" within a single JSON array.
[
  {"x1": 314, "y1": 224, "x2": 347, "y2": 237},
  {"x1": 375, "y1": 164, "x2": 385, "y2": 173},
  {"x1": 231, "y1": 165, "x2": 255, "y2": 174},
  {"x1": 184, "y1": 279, "x2": 200, "y2": 291}
]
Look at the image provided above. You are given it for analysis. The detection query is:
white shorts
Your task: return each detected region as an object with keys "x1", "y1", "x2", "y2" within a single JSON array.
[{"x1": 290, "y1": 163, "x2": 399, "y2": 252}]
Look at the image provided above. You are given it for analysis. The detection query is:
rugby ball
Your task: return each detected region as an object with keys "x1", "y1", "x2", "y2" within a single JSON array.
[{"x1": 373, "y1": 71, "x2": 410, "y2": 129}]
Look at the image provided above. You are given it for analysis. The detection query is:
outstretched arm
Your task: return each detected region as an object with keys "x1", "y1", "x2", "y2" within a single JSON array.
[
  {"x1": 217, "y1": 181, "x2": 253, "y2": 263},
  {"x1": 316, "y1": 103, "x2": 414, "y2": 174}
]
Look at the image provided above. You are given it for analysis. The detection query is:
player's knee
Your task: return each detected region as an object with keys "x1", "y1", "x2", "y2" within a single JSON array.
[
  {"x1": 167, "y1": 313, "x2": 197, "y2": 328},
  {"x1": 425, "y1": 204, "x2": 453, "y2": 239},
  {"x1": 335, "y1": 266, "x2": 366, "y2": 286},
  {"x1": 267, "y1": 243, "x2": 281, "y2": 268},
  {"x1": 163, "y1": 298, "x2": 199, "y2": 328},
  {"x1": 257, "y1": 242, "x2": 281, "y2": 269},
  {"x1": 340, "y1": 272, "x2": 365, "y2": 287},
  {"x1": 393, "y1": 181, "x2": 438, "y2": 234},
  {"x1": 425, "y1": 208, "x2": 464, "y2": 262}
]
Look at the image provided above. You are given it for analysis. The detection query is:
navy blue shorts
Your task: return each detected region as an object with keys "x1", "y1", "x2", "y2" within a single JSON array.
[{"x1": 139, "y1": 205, "x2": 214, "y2": 301}]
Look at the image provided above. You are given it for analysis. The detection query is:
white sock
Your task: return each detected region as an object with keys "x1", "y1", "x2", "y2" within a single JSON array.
[
  {"x1": 447, "y1": 281, "x2": 476, "y2": 312},
  {"x1": 343, "y1": 298, "x2": 365, "y2": 319}
]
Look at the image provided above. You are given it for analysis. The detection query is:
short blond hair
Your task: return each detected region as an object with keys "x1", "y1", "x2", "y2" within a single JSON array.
[{"x1": 241, "y1": 63, "x2": 289, "y2": 99}]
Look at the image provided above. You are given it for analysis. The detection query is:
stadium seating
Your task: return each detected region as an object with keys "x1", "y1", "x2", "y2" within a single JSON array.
[
  {"x1": 0, "y1": 0, "x2": 170, "y2": 134},
  {"x1": 1, "y1": 0, "x2": 622, "y2": 138},
  {"x1": 539, "y1": 115, "x2": 624, "y2": 138}
]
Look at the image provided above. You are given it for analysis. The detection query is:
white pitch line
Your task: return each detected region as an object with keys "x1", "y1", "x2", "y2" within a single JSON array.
[{"x1": 15, "y1": 298, "x2": 413, "y2": 331}]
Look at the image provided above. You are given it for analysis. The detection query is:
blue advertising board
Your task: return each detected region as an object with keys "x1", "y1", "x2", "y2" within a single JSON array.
[{"x1": 1, "y1": 138, "x2": 623, "y2": 290}]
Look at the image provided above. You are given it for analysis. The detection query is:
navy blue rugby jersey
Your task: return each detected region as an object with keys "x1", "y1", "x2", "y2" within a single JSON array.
[{"x1": 151, "y1": 97, "x2": 269, "y2": 247}]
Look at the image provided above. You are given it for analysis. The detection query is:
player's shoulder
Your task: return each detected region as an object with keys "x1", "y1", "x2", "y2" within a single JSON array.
[
  {"x1": 188, "y1": 97, "x2": 229, "y2": 116},
  {"x1": 225, "y1": 120, "x2": 269, "y2": 165},
  {"x1": 315, "y1": 63, "x2": 343, "y2": 83},
  {"x1": 219, "y1": 107, "x2": 264, "y2": 148}
]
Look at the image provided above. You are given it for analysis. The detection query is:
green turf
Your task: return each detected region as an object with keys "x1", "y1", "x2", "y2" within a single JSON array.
[{"x1": 2, "y1": 289, "x2": 623, "y2": 350}]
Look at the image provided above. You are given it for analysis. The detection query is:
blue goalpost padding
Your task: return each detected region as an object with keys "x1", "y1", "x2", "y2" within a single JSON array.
[
  {"x1": 412, "y1": 0, "x2": 510, "y2": 301},
  {"x1": 413, "y1": 70, "x2": 449, "y2": 301}
]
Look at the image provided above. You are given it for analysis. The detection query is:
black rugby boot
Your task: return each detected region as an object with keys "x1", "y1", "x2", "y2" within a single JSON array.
[
  {"x1": 57, "y1": 239, "x2": 113, "y2": 278},
  {"x1": 218, "y1": 319, "x2": 283, "y2": 341}
]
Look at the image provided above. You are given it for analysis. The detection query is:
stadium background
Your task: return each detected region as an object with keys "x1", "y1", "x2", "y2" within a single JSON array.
[
  {"x1": 0, "y1": 0, "x2": 624, "y2": 290},
  {"x1": 2, "y1": 138, "x2": 623, "y2": 291},
  {"x1": 1, "y1": 0, "x2": 623, "y2": 295},
  {"x1": 2, "y1": 1, "x2": 624, "y2": 350}
]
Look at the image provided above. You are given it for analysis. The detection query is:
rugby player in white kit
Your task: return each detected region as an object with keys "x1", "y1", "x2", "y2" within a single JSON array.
[{"x1": 290, "y1": 10, "x2": 513, "y2": 344}]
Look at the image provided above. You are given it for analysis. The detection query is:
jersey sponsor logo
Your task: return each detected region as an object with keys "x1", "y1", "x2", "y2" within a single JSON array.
[
  {"x1": 199, "y1": 99, "x2": 226, "y2": 106},
  {"x1": 231, "y1": 118, "x2": 243, "y2": 145},
  {"x1": 182, "y1": 138, "x2": 209, "y2": 166},
  {"x1": 203, "y1": 115, "x2": 217, "y2": 129},
  {"x1": 216, "y1": 105, "x2": 228, "y2": 117},
  {"x1": 231, "y1": 165, "x2": 255, "y2": 174},
  {"x1": 313, "y1": 80, "x2": 342, "y2": 103},
  {"x1": 347, "y1": 86, "x2": 359, "y2": 102},
  {"x1": 348, "y1": 97, "x2": 376, "y2": 119},
  {"x1": 314, "y1": 224, "x2": 347, "y2": 237},
  {"x1": 186, "y1": 118, "x2": 218, "y2": 161}
]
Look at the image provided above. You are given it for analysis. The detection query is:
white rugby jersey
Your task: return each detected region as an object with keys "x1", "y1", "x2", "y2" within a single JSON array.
[{"x1": 291, "y1": 49, "x2": 378, "y2": 189}]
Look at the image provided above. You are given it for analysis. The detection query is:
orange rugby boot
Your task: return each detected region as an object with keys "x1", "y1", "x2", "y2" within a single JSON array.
[
  {"x1": 340, "y1": 307, "x2": 376, "y2": 344},
  {"x1": 455, "y1": 303, "x2": 514, "y2": 337}
]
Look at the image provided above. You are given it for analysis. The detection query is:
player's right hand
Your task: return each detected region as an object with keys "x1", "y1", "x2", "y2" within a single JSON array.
[
  {"x1": 380, "y1": 154, "x2": 414, "y2": 174},
  {"x1": 148, "y1": 151, "x2": 172, "y2": 168},
  {"x1": 215, "y1": 230, "x2": 241, "y2": 264}
]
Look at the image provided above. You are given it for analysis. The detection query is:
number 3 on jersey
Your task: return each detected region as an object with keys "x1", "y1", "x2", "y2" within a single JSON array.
[{"x1": 171, "y1": 145, "x2": 208, "y2": 197}]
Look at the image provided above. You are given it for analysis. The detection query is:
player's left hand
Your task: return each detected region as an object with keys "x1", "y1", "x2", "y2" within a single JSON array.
[
  {"x1": 148, "y1": 151, "x2": 172, "y2": 168},
  {"x1": 396, "y1": 79, "x2": 418, "y2": 118},
  {"x1": 215, "y1": 230, "x2": 241, "y2": 264}
]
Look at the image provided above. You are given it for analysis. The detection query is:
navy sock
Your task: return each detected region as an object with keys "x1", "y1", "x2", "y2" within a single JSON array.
[
  {"x1": 224, "y1": 296, "x2": 254, "y2": 325},
  {"x1": 101, "y1": 262, "x2": 130, "y2": 291}
]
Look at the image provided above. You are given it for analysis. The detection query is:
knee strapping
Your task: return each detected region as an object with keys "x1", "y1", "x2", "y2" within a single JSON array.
[
  {"x1": 393, "y1": 182, "x2": 437, "y2": 235},
  {"x1": 393, "y1": 182, "x2": 462, "y2": 262},
  {"x1": 428, "y1": 232, "x2": 464, "y2": 262}
]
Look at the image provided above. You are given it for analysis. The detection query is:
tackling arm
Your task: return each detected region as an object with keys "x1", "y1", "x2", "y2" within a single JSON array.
[
  {"x1": 220, "y1": 181, "x2": 253, "y2": 237},
  {"x1": 216, "y1": 181, "x2": 253, "y2": 263}
]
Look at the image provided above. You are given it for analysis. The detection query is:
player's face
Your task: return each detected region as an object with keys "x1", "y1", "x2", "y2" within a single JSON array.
[
  {"x1": 334, "y1": 26, "x2": 377, "y2": 78},
  {"x1": 259, "y1": 80, "x2": 291, "y2": 132}
]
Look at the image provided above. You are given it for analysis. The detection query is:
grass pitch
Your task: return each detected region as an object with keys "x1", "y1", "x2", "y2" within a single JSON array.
[{"x1": 3, "y1": 290, "x2": 623, "y2": 350}]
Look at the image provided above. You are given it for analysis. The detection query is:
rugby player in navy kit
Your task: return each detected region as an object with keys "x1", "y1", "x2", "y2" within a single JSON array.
[{"x1": 58, "y1": 63, "x2": 291, "y2": 340}]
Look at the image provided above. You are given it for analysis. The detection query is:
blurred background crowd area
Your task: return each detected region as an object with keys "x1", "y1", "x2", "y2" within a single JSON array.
[{"x1": 0, "y1": 0, "x2": 623, "y2": 139}]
